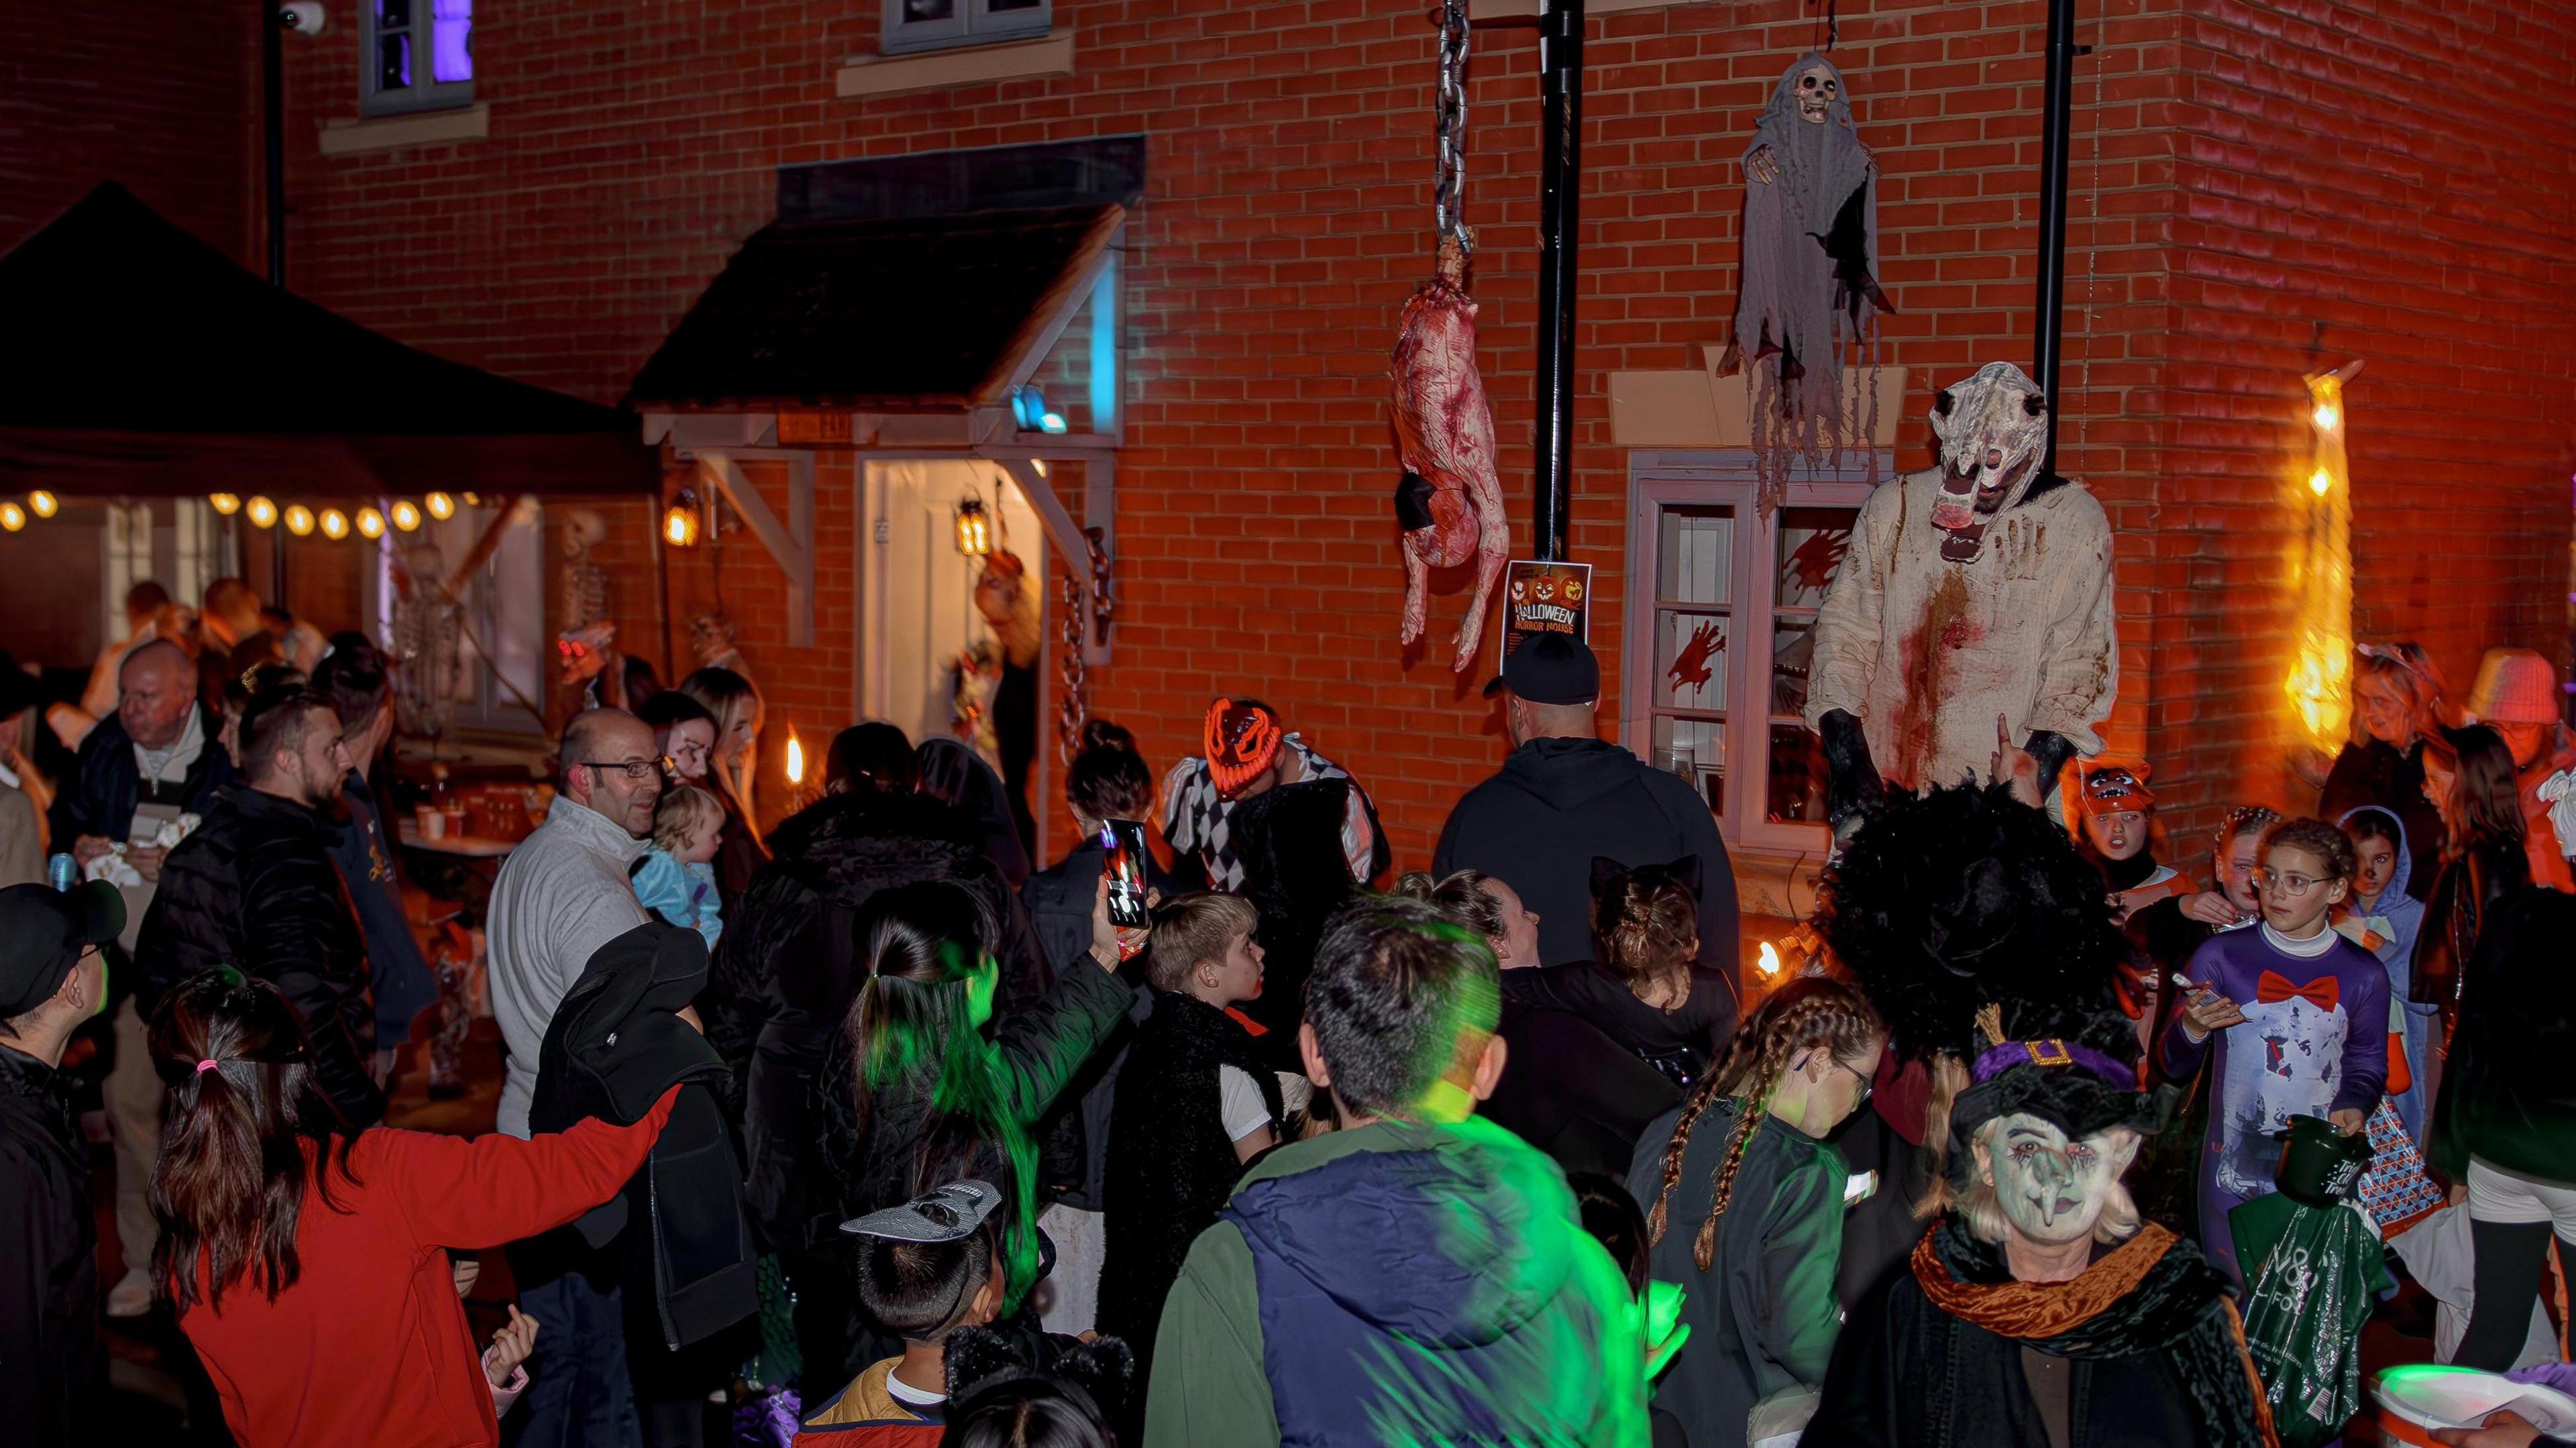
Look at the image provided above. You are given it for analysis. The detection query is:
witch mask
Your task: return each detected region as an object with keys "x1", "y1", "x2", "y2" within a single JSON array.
[
  {"x1": 1927, "y1": 361, "x2": 2051, "y2": 557},
  {"x1": 1973, "y1": 1112, "x2": 2141, "y2": 1246}
]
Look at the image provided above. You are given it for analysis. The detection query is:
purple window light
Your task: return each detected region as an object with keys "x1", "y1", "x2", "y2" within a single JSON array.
[{"x1": 431, "y1": 0, "x2": 473, "y2": 84}]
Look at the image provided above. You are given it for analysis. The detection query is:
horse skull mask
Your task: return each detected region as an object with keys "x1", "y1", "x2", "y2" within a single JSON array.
[{"x1": 1927, "y1": 362, "x2": 2051, "y2": 559}]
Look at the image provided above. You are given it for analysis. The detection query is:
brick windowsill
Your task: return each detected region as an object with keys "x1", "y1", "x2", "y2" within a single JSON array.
[
  {"x1": 837, "y1": 34, "x2": 1075, "y2": 100},
  {"x1": 317, "y1": 102, "x2": 490, "y2": 158}
]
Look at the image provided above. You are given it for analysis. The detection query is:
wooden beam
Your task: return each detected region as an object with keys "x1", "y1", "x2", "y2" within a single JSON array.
[{"x1": 696, "y1": 450, "x2": 815, "y2": 647}]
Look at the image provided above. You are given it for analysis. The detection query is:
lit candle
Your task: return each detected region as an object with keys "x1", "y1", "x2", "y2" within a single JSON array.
[{"x1": 784, "y1": 729, "x2": 805, "y2": 785}]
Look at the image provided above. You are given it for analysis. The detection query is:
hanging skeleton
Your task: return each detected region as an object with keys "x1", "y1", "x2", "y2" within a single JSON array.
[
  {"x1": 554, "y1": 508, "x2": 616, "y2": 693},
  {"x1": 1720, "y1": 52, "x2": 1894, "y2": 514},
  {"x1": 391, "y1": 543, "x2": 464, "y2": 739},
  {"x1": 1389, "y1": 0, "x2": 1510, "y2": 673}
]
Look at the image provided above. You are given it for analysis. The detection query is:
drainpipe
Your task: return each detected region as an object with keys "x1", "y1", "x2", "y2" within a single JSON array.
[
  {"x1": 2032, "y1": 0, "x2": 2078, "y2": 470},
  {"x1": 1531, "y1": 0, "x2": 1583, "y2": 563}
]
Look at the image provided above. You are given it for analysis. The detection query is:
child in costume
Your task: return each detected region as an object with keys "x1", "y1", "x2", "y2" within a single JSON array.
[
  {"x1": 631, "y1": 783, "x2": 725, "y2": 949},
  {"x1": 2065, "y1": 760, "x2": 2187, "y2": 925},
  {"x1": 2160, "y1": 817, "x2": 2388, "y2": 1286},
  {"x1": 2336, "y1": 805, "x2": 2435, "y2": 1138}
]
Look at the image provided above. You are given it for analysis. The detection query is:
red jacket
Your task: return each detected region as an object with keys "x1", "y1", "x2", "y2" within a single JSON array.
[{"x1": 176, "y1": 1089, "x2": 678, "y2": 1447}]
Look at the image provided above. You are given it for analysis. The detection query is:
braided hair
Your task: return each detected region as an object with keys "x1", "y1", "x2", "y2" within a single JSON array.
[{"x1": 1646, "y1": 975, "x2": 1881, "y2": 1270}]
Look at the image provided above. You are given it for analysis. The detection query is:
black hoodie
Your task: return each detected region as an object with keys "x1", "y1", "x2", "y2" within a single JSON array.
[{"x1": 1434, "y1": 736, "x2": 1740, "y2": 982}]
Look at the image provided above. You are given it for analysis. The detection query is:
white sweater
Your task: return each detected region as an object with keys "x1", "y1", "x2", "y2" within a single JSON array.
[{"x1": 486, "y1": 794, "x2": 649, "y2": 1138}]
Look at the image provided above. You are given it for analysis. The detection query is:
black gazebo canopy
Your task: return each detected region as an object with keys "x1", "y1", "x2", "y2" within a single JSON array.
[{"x1": 0, "y1": 182, "x2": 658, "y2": 498}]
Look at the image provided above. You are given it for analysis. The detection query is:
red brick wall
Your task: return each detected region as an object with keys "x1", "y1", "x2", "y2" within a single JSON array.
[
  {"x1": 217, "y1": 0, "x2": 2573, "y2": 871},
  {"x1": 0, "y1": 0, "x2": 258, "y2": 257}
]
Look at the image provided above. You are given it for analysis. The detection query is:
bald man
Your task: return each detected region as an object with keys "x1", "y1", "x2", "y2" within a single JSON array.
[{"x1": 48, "y1": 637, "x2": 236, "y2": 1317}]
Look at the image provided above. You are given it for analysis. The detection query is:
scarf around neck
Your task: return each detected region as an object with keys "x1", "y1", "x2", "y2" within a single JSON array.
[{"x1": 1912, "y1": 1218, "x2": 2279, "y2": 1446}]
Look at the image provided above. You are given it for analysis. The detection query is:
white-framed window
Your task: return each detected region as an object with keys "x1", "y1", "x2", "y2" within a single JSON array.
[
  {"x1": 362, "y1": 0, "x2": 474, "y2": 117},
  {"x1": 881, "y1": 0, "x2": 1051, "y2": 56},
  {"x1": 1623, "y1": 451, "x2": 1882, "y2": 856},
  {"x1": 369, "y1": 498, "x2": 545, "y2": 736}
]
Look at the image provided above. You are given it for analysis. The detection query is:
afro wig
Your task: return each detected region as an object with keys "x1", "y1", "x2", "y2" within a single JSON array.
[{"x1": 1816, "y1": 781, "x2": 2130, "y2": 1065}]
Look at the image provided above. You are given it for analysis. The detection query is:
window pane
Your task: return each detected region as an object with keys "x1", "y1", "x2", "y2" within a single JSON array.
[
  {"x1": 377, "y1": 33, "x2": 413, "y2": 91},
  {"x1": 1650, "y1": 716, "x2": 1725, "y2": 816},
  {"x1": 986, "y1": 0, "x2": 1043, "y2": 11},
  {"x1": 1770, "y1": 618, "x2": 1813, "y2": 718},
  {"x1": 1656, "y1": 610, "x2": 1729, "y2": 713},
  {"x1": 377, "y1": 0, "x2": 411, "y2": 29},
  {"x1": 1775, "y1": 506, "x2": 1857, "y2": 608},
  {"x1": 431, "y1": 0, "x2": 472, "y2": 82},
  {"x1": 1656, "y1": 504, "x2": 1733, "y2": 605},
  {"x1": 903, "y1": 0, "x2": 957, "y2": 19},
  {"x1": 1766, "y1": 724, "x2": 1831, "y2": 826}
]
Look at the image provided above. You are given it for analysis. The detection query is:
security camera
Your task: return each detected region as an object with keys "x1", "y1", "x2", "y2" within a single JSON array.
[{"x1": 278, "y1": 2, "x2": 326, "y2": 34}]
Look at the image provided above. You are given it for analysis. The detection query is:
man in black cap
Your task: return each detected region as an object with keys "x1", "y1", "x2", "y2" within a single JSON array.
[
  {"x1": 1432, "y1": 632, "x2": 1739, "y2": 981},
  {"x1": 0, "y1": 879, "x2": 125, "y2": 1447}
]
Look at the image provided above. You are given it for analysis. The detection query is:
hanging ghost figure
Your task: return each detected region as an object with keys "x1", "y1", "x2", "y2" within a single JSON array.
[
  {"x1": 1721, "y1": 52, "x2": 1894, "y2": 513},
  {"x1": 1803, "y1": 363, "x2": 2118, "y2": 837}
]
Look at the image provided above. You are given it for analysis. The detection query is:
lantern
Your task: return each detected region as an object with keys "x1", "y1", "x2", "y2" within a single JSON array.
[
  {"x1": 953, "y1": 498, "x2": 994, "y2": 557},
  {"x1": 663, "y1": 488, "x2": 700, "y2": 548}
]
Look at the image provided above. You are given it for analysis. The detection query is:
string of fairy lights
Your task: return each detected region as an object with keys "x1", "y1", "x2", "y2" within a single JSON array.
[{"x1": 0, "y1": 490, "x2": 484, "y2": 538}]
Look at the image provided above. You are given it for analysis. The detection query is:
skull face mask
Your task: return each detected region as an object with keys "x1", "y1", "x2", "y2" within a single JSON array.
[
  {"x1": 1927, "y1": 361, "x2": 2051, "y2": 559},
  {"x1": 1796, "y1": 64, "x2": 1839, "y2": 123}
]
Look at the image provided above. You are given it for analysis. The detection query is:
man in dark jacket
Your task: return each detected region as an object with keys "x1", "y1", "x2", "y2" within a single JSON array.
[
  {"x1": 1434, "y1": 634, "x2": 1739, "y2": 981},
  {"x1": 53, "y1": 638, "x2": 235, "y2": 1317},
  {"x1": 1144, "y1": 895, "x2": 1651, "y2": 1447},
  {"x1": 136, "y1": 687, "x2": 382, "y2": 1127},
  {"x1": 311, "y1": 641, "x2": 435, "y2": 1072},
  {"x1": 0, "y1": 880, "x2": 124, "y2": 1448}
]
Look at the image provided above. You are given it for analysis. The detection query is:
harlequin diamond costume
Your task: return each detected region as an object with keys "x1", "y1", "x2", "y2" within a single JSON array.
[
  {"x1": 1160, "y1": 698, "x2": 1387, "y2": 891},
  {"x1": 1805, "y1": 362, "x2": 2118, "y2": 834}
]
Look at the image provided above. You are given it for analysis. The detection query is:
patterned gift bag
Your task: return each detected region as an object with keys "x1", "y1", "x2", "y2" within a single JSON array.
[{"x1": 2356, "y1": 1097, "x2": 2445, "y2": 1235}]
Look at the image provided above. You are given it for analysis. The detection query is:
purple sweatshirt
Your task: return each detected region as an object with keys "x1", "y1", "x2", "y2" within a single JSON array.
[{"x1": 2159, "y1": 922, "x2": 2387, "y2": 1284}]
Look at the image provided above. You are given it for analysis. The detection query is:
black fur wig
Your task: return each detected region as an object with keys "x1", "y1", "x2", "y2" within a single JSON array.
[{"x1": 1817, "y1": 781, "x2": 2128, "y2": 1064}]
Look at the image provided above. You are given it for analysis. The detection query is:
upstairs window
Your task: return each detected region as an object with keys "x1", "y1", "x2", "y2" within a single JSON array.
[
  {"x1": 882, "y1": 0, "x2": 1051, "y2": 56},
  {"x1": 364, "y1": 0, "x2": 474, "y2": 116}
]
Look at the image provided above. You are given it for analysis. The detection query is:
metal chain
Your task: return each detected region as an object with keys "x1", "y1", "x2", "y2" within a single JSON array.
[
  {"x1": 1432, "y1": 0, "x2": 1472, "y2": 252},
  {"x1": 1056, "y1": 569, "x2": 1087, "y2": 765}
]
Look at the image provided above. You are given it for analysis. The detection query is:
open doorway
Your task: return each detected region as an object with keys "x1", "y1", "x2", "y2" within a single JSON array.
[{"x1": 863, "y1": 458, "x2": 1049, "y2": 836}]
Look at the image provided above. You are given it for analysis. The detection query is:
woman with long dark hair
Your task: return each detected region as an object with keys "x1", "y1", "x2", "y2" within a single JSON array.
[
  {"x1": 802, "y1": 877, "x2": 1135, "y2": 1384},
  {"x1": 149, "y1": 968, "x2": 676, "y2": 1447},
  {"x1": 2412, "y1": 724, "x2": 2534, "y2": 1048},
  {"x1": 678, "y1": 665, "x2": 769, "y2": 901}
]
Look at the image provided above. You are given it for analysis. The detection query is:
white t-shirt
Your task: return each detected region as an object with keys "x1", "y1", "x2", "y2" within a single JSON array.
[
  {"x1": 1218, "y1": 1066, "x2": 1273, "y2": 1142},
  {"x1": 885, "y1": 1371, "x2": 945, "y2": 1409}
]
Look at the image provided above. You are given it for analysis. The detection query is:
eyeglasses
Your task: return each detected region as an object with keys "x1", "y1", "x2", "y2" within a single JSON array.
[
  {"x1": 2252, "y1": 867, "x2": 2325, "y2": 897},
  {"x1": 1835, "y1": 1060, "x2": 1873, "y2": 1105},
  {"x1": 579, "y1": 757, "x2": 670, "y2": 783}
]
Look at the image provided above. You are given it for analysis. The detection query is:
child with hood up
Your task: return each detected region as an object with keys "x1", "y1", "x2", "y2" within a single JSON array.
[{"x1": 2336, "y1": 805, "x2": 2436, "y2": 1139}]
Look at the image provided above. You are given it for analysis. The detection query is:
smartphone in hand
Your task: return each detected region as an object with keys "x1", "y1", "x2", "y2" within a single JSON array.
[{"x1": 1102, "y1": 819, "x2": 1152, "y2": 929}]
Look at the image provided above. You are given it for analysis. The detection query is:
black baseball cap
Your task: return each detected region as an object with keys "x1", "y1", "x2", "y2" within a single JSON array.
[
  {"x1": 1483, "y1": 632, "x2": 1601, "y2": 706},
  {"x1": 0, "y1": 881, "x2": 124, "y2": 1018}
]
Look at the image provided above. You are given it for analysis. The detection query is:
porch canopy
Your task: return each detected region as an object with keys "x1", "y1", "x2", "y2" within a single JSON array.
[{"x1": 0, "y1": 182, "x2": 659, "y2": 499}]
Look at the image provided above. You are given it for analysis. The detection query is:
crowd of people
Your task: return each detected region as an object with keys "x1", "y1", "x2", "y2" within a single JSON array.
[{"x1": 4, "y1": 571, "x2": 2575, "y2": 1448}]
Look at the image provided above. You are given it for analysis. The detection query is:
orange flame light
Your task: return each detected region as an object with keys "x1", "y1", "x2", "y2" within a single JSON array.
[
  {"x1": 1758, "y1": 940, "x2": 1783, "y2": 980},
  {"x1": 2286, "y1": 363, "x2": 2360, "y2": 749},
  {"x1": 784, "y1": 729, "x2": 805, "y2": 786}
]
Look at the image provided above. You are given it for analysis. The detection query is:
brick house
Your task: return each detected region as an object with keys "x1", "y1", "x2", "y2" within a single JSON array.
[{"x1": 5, "y1": 0, "x2": 2570, "y2": 911}]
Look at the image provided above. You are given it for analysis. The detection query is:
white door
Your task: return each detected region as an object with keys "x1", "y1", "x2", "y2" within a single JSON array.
[{"x1": 862, "y1": 459, "x2": 1046, "y2": 748}]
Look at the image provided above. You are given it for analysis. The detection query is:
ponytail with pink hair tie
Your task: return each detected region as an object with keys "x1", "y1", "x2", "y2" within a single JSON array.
[{"x1": 196, "y1": 1059, "x2": 219, "y2": 1074}]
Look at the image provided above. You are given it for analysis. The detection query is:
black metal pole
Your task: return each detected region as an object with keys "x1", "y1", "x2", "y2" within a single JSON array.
[
  {"x1": 262, "y1": 2, "x2": 286, "y2": 288},
  {"x1": 1532, "y1": 0, "x2": 1583, "y2": 563},
  {"x1": 2032, "y1": 0, "x2": 2077, "y2": 471}
]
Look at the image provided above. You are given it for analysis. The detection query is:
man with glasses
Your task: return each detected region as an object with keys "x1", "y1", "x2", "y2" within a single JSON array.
[{"x1": 487, "y1": 708, "x2": 663, "y2": 1447}]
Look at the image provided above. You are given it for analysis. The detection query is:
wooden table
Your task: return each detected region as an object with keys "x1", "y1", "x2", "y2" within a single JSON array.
[{"x1": 394, "y1": 818, "x2": 523, "y2": 860}]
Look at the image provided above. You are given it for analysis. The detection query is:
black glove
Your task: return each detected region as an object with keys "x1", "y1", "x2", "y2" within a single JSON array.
[
  {"x1": 2023, "y1": 730, "x2": 2076, "y2": 803},
  {"x1": 1819, "y1": 710, "x2": 1884, "y2": 837}
]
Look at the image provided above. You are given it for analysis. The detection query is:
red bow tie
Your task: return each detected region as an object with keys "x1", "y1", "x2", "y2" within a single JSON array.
[{"x1": 2255, "y1": 970, "x2": 2338, "y2": 1013}]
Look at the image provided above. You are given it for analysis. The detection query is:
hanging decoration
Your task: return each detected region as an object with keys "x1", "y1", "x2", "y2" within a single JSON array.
[
  {"x1": 2286, "y1": 361, "x2": 2361, "y2": 750},
  {"x1": 1389, "y1": 0, "x2": 1510, "y2": 673},
  {"x1": 391, "y1": 542, "x2": 464, "y2": 741},
  {"x1": 1719, "y1": 52, "x2": 1894, "y2": 515}
]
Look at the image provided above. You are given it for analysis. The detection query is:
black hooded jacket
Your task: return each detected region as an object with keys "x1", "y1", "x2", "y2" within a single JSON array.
[
  {"x1": 1230, "y1": 778, "x2": 1360, "y2": 1057},
  {"x1": 529, "y1": 920, "x2": 756, "y2": 1351},
  {"x1": 134, "y1": 784, "x2": 381, "y2": 1128},
  {"x1": 1501, "y1": 961, "x2": 1737, "y2": 1092},
  {"x1": 1435, "y1": 736, "x2": 1740, "y2": 983},
  {"x1": 0, "y1": 1044, "x2": 102, "y2": 1447},
  {"x1": 46, "y1": 706, "x2": 235, "y2": 848}
]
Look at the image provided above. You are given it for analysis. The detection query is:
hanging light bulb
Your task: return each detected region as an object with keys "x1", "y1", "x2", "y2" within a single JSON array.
[
  {"x1": 319, "y1": 508, "x2": 350, "y2": 540},
  {"x1": 389, "y1": 500, "x2": 423, "y2": 532},
  {"x1": 0, "y1": 502, "x2": 23, "y2": 533},
  {"x1": 283, "y1": 504, "x2": 316, "y2": 537},
  {"x1": 784, "y1": 728, "x2": 806, "y2": 786},
  {"x1": 953, "y1": 498, "x2": 993, "y2": 557},
  {"x1": 246, "y1": 496, "x2": 280, "y2": 528},
  {"x1": 27, "y1": 490, "x2": 57, "y2": 519},
  {"x1": 425, "y1": 492, "x2": 456, "y2": 520},
  {"x1": 2312, "y1": 403, "x2": 2340, "y2": 431},
  {"x1": 356, "y1": 506, "x2": 387, "y2": 539},
  {"x1": 209, "y1": 492, "x2": 243, "y2": 516},
  {"x1": 2307, "y1": 467, "x2": 2332, "y2": 497},
  {"x1": 459, "y1": 492, "x2": 482, "y2": 507},
  {"x1": 663, "y1": 487, "x2": 700, "y2": 548}
]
